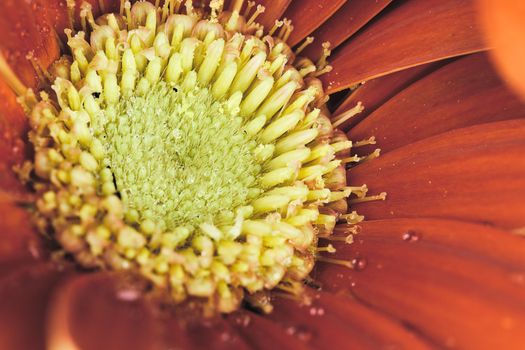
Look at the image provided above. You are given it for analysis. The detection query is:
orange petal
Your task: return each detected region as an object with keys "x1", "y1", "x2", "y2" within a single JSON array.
[
  {"x1": 478, "y1": 0, "x2": 525, "y2": 101},
  {"x1": 302, "y1": 0, "x2": 392, "y2": 60},
  {"x1": 0, "y1": 0, "x2": 61, "y2": 88},
  {"x1": 333, "y1": 61, "x2": 443, "y2": 131},
  {"x1": 47, "y1": 272, "x2": 164, "y2": 350},
  {"x1": 317, "y1": 219, "x2": 525, "y2": 349},
  {"x1": 348, "y1": 52, "x2": 525, "y2": 154},
  {"x1": 284, "y1": 0, "x2": 347, "y2": 47},
  {"x1": 0, "y1": 262, "x2": 72, "y2": 350},
  {"x1": 322, "y1": 0, "x2": 488, "y2": 94},
  {"x1": 262, "y1": 293, "x2": 431, "y2": 349},
  {"x1": 347, "y1": 119, "x2": 525, "y2": 230}
]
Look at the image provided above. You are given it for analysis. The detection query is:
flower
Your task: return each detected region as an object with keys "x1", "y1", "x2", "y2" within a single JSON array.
[{"x1": 0, "y1": 0, "x2": 524, "y2": 349}]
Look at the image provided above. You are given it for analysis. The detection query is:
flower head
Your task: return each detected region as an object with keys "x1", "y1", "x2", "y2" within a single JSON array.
[
  {"x1": 0, "y1": 0, "x2": 524, "y2": 349},
  {"x1": 13, "y1": 0, "x2": 382, "y2": 313}
]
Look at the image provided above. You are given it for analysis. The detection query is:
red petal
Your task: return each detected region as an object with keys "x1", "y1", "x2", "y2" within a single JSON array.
[
  {"x1": 0, "y1": 0, "x2": 61, "y2": 88},
  {"x1": 161, "y1": 305, "x2": 254, "y2": 350},
  {"x1": 0, "y1": 0, "x2": 121, "y2": 88},
  {"x1": 228, "y1": 311, "x2": 311, "y2": 349},
  {"x1": 0, "y1": 262, "x2": 71, "y2": 350},
  {"x1": 256, "y1": 0, "x2": 292, "y2": 30},
  {"x1": 0, "y1": 78, "x2": 26, "y2": 138},
  {"x1": 0, "y1": 79, "x2": 30, "y2": 193},
  {"x1": 322, "y1": 0, "x2": 488, "y2": 93},
  {"x1": 479, "y1": 0, "x2": 525, "y2": 101},
  {"x1": 284, "y1": 0, "x2": 347, "y2": 47},
  {"x1": 30, "y1": 0, "x2": 70, "y2": 45},
  {"x1": 31, "y1": 0, "x2": 121, "y2": 43},
  {"x1": 348, "y1": 52, "x2": 525, "y2": 154},
  {"x1": 46, "y1": 272, "x2": 164, "y2": 350},
  {"x1": 316, "y1": 219, "x2": 525, "y2": 348},
  {"x1": 0, "y1": 193, "x2": 43, "y2": 266},
  {"x1": 262, "y1": 293, "x2": 431, "y2": 349},
  {"x1": 157, "y1": 316, "x2": 195, "y2": 350},
  {"x1": 48, "y1": 272, "x2": 257, "y2": 350},
  {"x1": 178, "y1": 315, "x2": 252, "y2": 350},
  {"x1": 0, "y1": 80, "x2": 39, "y2": 265},
  {"x1": 347, "y1": 119, "x2": 525, "y2": 229},
  {"x1": 333, "y1": 61, "x2": 444, "y2": 131},
  {"x1": 302, "y1": 0, "x2": 392, "y2": 60},
  {"x1": 0, "y1": 39, "x2": 40, "y2": 272}
]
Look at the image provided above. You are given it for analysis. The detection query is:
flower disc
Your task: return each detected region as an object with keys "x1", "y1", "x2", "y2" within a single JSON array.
[{"x1": 22, "y1": 0, "x2": 375, "y2": 313}]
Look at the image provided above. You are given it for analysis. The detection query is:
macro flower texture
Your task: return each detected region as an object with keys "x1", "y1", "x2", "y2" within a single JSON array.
[{"x1": 0, "y1": 0, "x2": 524, "y2": 348}]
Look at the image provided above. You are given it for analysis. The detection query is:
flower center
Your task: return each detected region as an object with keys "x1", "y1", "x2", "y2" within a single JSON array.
[
  {"x1": 97, "y1": 81, "x2": 260, "y2": 231},
  {"x1": 9, "y1": 0, "x2": 385, "y2": 314}
]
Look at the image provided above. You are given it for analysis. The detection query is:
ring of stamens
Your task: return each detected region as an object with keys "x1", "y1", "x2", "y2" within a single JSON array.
[{"x1": 15, "y1": 0, "x2": 385, "y2": 313}]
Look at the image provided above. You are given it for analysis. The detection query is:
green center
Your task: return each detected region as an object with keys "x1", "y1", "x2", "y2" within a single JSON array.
[{"x1": 95, "y1": 82, "x2": 261, "y2": 230}]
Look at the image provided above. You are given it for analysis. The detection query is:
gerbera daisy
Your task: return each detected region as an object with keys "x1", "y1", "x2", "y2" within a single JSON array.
[{"x1": 0, "y1": 0, "x2": 523, "y2": 349}]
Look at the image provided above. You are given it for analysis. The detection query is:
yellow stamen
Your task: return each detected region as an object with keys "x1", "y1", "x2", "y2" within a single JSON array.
[
  {"x1": 332, "y1": 101, "x2": 364, "y2": 128},
  {"x1": 247, "y1": 5, "x2": 265, "y2": 26},
  {"x1": 316, "y1": 244, "x2": 336, "y2": 253},
  {"x1": 316, "y1": 256, "x2": 353, "y2": 269},
  {"x1": 354, "y1": 136, "x2": 376, "y2": 147},
  {"x1": 269, "y1": 20, "x2": 284, "y2": 37},
  {"x1": 295, "y1": 37, "x2": 314, "y2": 55}
]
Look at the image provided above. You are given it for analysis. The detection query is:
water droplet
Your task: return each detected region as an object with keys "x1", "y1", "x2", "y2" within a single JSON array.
[
  {"x1": 402, "y1": 230, "x2": 420, "y2": 242},
  {"x1": 510, "y1": 273, "x2": 525, "y2": 286},
  {"x1": 116, "y1": 288, "x2": 141, "y2": 301},
  {"x1": 219, "y1": 331, "x2": 232, "y2": 342},
  {"x1": 201, "y1": 319, "x2": 214, "y2": 328},
  {"x1": 501, "y1": 316, "x2": 515, "y2": 330},
  {"x1": 233, "y1": 313, "x2": 251, "y2": 327},
  {"x1": 351, "y1": 257, "x2": 367, "y2": 271},
  {"x1": 309, "y1": 307, "x2": 325, "y2": 316},
  {"x1": 296, "y1": 328, "x2": 313, "y2": 342},
  {"x1": 445, "y1": 336, "x2": 457, "y2": 348},
  {"x1": 28, "y1": 240, "x2": 42, "y2": 259},
  {"x1": 384, "y1": 345, "x2": 401, "y2": 350},
  {"x1": 286, "y1": 326, "x2": 313, "y2": 342}
]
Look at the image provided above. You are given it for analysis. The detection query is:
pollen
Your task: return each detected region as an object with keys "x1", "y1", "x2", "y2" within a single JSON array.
[
  {"x1": 12, "y1": 0, "x2": 384, "y2": 313},
  {"x1": 99, "y1": 81, "x2": 260, "y2": 230}
]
